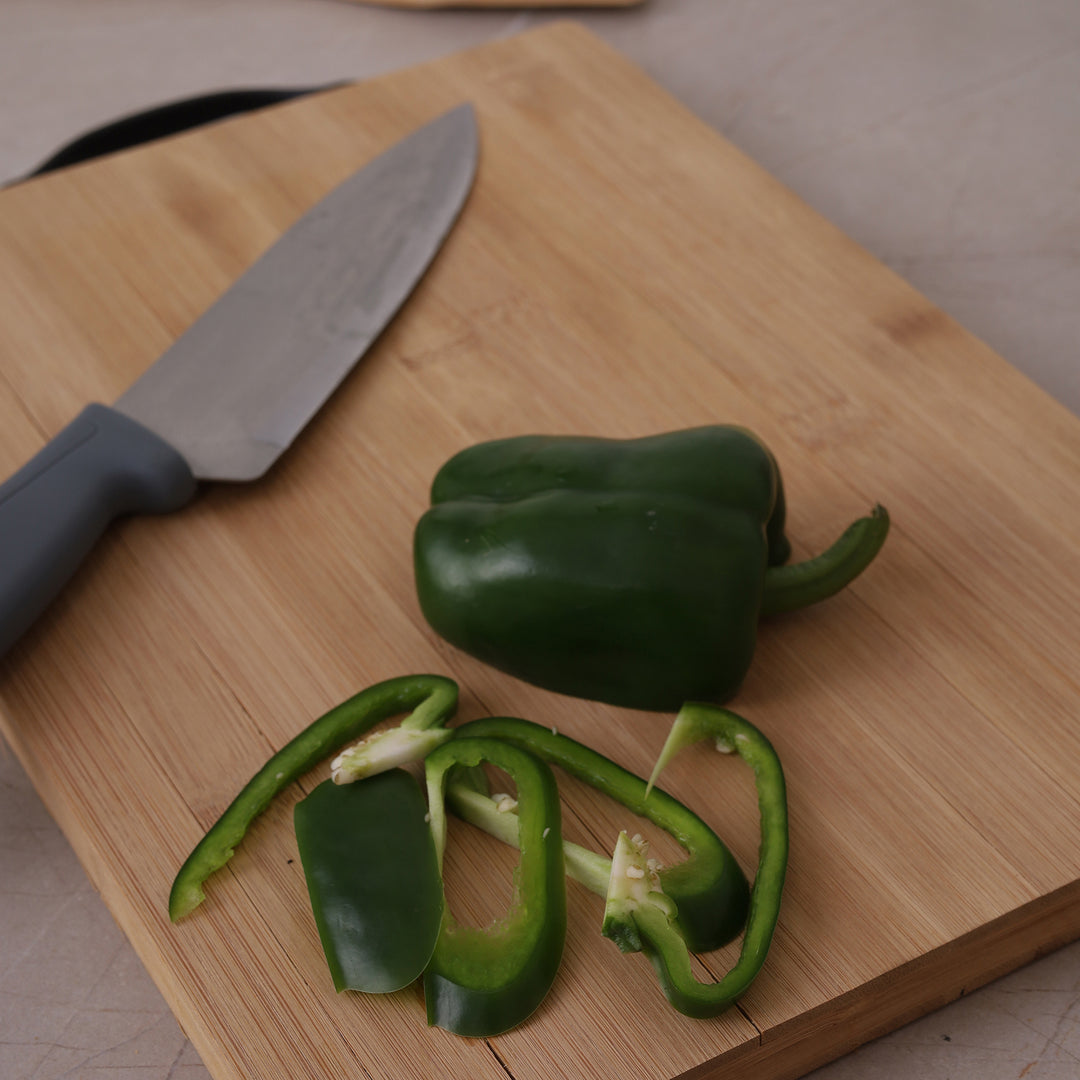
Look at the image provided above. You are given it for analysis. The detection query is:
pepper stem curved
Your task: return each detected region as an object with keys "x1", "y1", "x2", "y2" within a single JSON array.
[{"x1": 760, "y1": 504, "x2": 889, "y2": 617}]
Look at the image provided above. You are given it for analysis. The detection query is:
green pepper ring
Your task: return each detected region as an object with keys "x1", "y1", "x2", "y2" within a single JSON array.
[{"x1": 424, "y1": 736, "x2": 567, "y2": 1037}]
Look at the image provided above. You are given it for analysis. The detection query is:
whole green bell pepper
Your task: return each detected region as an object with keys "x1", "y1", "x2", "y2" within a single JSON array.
[{"x1": 413, "y1": 426, "x2": 888, "y2": 712}]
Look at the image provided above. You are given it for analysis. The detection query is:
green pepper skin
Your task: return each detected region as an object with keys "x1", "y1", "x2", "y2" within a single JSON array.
[
  {"x1": 428, "y1": 427, "x2": 790, "y2": 567},
  {"x1": 294, "y1": 771, "x2": 444, "y2": 994},
  {"x1": 417, "y1": 490, "x2": 766, "y2": 711},
  {"x1": 414, "y1": 427, "x2": 887, "y2": 712},
  {"x1": 424, "y1": 737, "x2": 567, "y2": 1037},
  {"x1": 452, "y1": 717, "x2": 750, "y2": 953}
]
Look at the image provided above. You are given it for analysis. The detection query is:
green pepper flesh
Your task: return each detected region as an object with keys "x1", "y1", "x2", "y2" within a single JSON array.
[
  {"x1": 632, "y1": 702, "x2": 789, "y2": 1017},
  {"x1": 428, "y1": 426, "x2": 791, "y2": 566},
  {"x1": 294, "y1": 770, "x2": 444, "y2": 993}
]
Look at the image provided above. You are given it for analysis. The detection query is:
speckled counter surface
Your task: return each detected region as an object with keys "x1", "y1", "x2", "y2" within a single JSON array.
[{"x1": 1, "y1": 3, "x2": 1078, "y2": 1078}]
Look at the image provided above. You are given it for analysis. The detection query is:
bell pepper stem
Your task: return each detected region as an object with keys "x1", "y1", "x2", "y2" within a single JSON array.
[
  {"x1": 760, "y1": 504, "x2": 889, "y2": 616},
  {"x1": 168, "y1": 673, "x2": 458, "y2": 921}
]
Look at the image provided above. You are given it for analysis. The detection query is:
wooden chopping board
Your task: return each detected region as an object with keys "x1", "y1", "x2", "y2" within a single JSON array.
[{"x1": 2, "y1": 21, "x2": 1080, "y2": 1080}]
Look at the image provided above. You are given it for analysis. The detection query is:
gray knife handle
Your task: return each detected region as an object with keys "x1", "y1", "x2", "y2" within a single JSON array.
[{"x1": 0, "y1": 404, "x2": 197, "y2": 657}]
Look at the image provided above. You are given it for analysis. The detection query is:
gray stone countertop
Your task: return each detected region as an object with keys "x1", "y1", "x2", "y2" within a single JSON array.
[{"x1": 1, "y1": 3, "x2": 1078, "y2": 1078}]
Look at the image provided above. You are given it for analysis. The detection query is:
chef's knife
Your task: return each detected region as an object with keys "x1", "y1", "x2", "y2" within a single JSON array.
[{"x1": 0, "y1": 103, "x2": 478, "y2": 658}]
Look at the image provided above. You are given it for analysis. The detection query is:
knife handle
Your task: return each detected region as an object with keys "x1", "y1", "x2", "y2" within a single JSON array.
[
  {"x1": 26, "y1": 86, "x2": 333, "y2": 179},
  {"x1": 0, "y1": 404, "x2": 197, "y2": 658}
]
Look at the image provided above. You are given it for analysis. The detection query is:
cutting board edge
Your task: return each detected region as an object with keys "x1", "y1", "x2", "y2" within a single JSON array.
[{"x1": 700, "y1": 877, "x2": 1080, "y2": 1080}]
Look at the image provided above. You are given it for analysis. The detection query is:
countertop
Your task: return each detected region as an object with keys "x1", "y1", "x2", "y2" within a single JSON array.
[{"x1": 1, "y1": 2, "x2": 1078, "y2": 1078}]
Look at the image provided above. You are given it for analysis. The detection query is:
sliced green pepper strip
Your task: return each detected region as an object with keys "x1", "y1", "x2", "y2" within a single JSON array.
[
  {"x1": 169, "y1": 673, "x2": 458, "y2": 921},
  {"x1": 424, "y1": 737, "x2": 567, "y2": 1037},
  {"x1": 294, "y1": 770, "x2": 443, "y2": 993},
  {"x1": 761, "y1": 504, "x2": 889, "y2": 616},
  {"x1": 627, "y1": 702, "x2": 788, "y2": 1017},
  {"x1": 450, "y1": 717, "x2": 750, "y2": 953}
]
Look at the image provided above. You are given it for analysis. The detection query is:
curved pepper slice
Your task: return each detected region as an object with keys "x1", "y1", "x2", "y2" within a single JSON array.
[
  {"x1": 423, "y1": 736, "x2": 566, "y2": 1037},
  {"x1": 169, "y1": 674, "x2": 458, "y2": 921},
  {"x1": 414, "y1": 426, "x2": 889, "y2": 712},
  {"x1": 449, "y1": 717, "x2": 749, "y2": 953},
  {"x1": 607, "y1": 701, "x2": 789, "y2": 1018},
  {"x1": 294, "y1": 770, "x2": 443, "y2": 993}
]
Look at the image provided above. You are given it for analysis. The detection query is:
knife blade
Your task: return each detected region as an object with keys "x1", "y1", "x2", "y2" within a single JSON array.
[{"x1": 0, "y1": 103, "x2": 478, "y2": 658}]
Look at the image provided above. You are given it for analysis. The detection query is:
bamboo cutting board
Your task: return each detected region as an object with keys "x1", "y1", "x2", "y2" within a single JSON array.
[{"x1": 2, "y1": 22, "x2": 1080, "y2": 1080}]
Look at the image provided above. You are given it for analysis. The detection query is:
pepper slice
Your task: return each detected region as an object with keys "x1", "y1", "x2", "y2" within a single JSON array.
[
  {"x1": 423, "y1": 737, "x2": 566, "y2": 1037},
  {"x1": 448, "y1": 708, "x2": 786, "y2": 1018},
  {"x1": 449, "y1": 717, "x2": 749, "y2": 953},
  {"x1": 294, "y1": 770, "x2": 443, "y2": 993},
  {"x1": 414, "y1": 426, "x2": 889, "y2": 712},
  {"x1": 169, "y1": 674, "x2": 457, "y2": 921},
  {"x1": 604, "y1": 701, "x2": 788, "y2": 1017}
]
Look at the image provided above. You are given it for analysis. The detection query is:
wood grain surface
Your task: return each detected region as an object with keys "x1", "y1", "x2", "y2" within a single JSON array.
[{"x1": 1, "y1": 21, "x2": 1079, "y2": 1080}]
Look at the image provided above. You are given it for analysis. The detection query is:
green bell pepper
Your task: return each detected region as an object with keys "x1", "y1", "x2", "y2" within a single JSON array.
[
  {"x1": 294, "y1": 770, "x2": 444, "y2": 993},
  {"x1": 423, "y1": 736, "x2": 567, "y2": 1037},
  {"x1": 413, "y1": 426, "x2": 889, "y2": 711}
]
